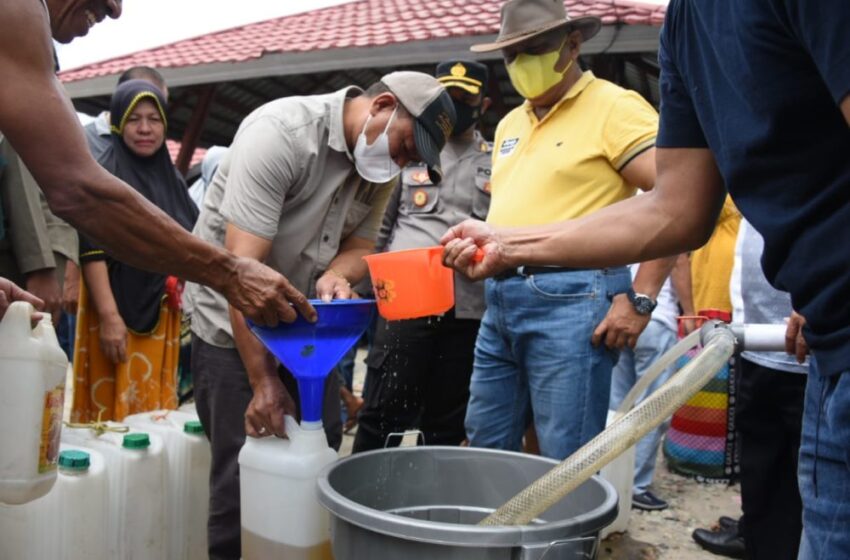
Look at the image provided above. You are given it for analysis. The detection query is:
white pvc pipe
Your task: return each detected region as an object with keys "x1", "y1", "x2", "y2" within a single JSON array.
[{"x1": 730, "y1": 323, "x2": 787, "y2": 352}]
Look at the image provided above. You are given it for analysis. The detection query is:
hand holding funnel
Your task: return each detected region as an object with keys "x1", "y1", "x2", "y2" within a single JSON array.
[{"x1": 248, "y1": 299, "x2": 375, "y2": 429}]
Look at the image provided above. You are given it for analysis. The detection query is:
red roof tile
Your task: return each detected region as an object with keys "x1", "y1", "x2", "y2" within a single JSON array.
[{"x1": 60, "y1": 0, "x2": 666, "y2": 83}]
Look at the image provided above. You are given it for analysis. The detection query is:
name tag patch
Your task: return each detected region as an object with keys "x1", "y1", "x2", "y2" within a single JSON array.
[{"x1": 499, "y1": 138, "x2": 519, "y2": 157}]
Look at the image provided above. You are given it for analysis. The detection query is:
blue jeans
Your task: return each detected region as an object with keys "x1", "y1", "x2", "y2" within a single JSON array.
[
  {"x1": 798, "y1": 357, "x2": 850, "y2": 559},
  {"x1": 465, "y1": 267, "x2": 631, "y2": 460},
  {"x1": 609, "y1": 318, "x2": 677, "y2": 493}
]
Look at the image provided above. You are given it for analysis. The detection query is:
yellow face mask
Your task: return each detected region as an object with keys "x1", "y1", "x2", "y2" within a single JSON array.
[{"x1": 506, "y1": 38, "x2": 573, "y2": 100}]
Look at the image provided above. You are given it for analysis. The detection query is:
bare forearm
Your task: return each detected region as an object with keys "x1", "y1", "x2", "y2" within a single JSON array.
[
  {"x1": 60, "y1": 177, "x2": 236, "y2": 293},
  {"x1": 229, "y1": 305, "x2": 277, "y2": 388},
  {"x1": 632, "y1": 256, "x2": 677, "y2": 299},
  {"x1": 500, "y1": 149, "x2": 726, "y2": 269},
  {"x1": 670, "y1": 253, "x2": 695, "y2": 315},
  {"x1": 81, "y1": 261, "x2": 119, "y2": 320},
  {"x1": 327, "y1": 237, "x2": 374, "y2": 285},
  {"x1": 500, "y1": 191, "x2": 701, "y2": 268}
]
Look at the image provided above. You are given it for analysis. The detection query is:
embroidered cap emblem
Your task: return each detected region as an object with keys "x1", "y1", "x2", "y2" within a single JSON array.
[{"x1": 450, "y1": 63, "x2": 467, "y2": 77}]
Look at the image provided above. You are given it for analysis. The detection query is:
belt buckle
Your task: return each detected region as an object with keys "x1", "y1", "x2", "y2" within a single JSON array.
[{"x1": 495, "y1": 266, "x2": 521, "y2": 281}]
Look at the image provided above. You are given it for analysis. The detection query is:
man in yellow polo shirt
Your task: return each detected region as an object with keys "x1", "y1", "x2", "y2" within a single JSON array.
[{"x1": 461, "y1": 0, "x2": 674, "y2": 460}]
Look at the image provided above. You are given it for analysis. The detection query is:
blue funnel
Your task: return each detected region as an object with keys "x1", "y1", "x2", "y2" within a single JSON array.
[{"x1": 249, "y1": 299, "x2": 375, "y2": 424}]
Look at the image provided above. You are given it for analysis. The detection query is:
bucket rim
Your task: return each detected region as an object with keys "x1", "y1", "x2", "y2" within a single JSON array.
[
  {"x1": 362, "y1": 246, "x2": 443, "y2": 261},
  {"x1": 316, "y1": 446, "x2": 618, "y2": 547}
]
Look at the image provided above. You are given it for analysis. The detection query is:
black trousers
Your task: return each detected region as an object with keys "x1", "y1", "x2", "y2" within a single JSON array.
[
  {"x1": 736, "y1": 357, "x2": 806, "y2": 560},
  {"x1": 191, "y1": 336, "x2": 341, "y2": 560},
  {"x1": 352, "y1": 310, "x2": 480, "y2": 452}
]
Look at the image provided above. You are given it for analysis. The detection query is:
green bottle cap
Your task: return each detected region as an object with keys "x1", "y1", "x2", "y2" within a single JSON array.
[
  {"x1": 122, "y1": 433, "x2": 151, "y2": 449},
  {"x1": 58, "y1": 450, "x2": 90, "y2": 471},
  {"x1": 184, "y1": 420, "x2": 204, "y2": 435}
]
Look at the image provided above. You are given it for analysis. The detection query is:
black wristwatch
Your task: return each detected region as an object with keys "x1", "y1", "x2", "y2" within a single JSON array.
[{"x1": 627, "y1": 289, "x2": 657, "y2": 316}]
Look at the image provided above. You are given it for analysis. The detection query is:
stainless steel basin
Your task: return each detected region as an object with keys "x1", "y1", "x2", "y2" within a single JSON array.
[{"x1": 317, "y1": 446, "x2": 617, "y2": 559}]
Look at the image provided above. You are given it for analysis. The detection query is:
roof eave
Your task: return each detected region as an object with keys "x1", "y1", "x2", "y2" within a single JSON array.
[{"x1": 63, "y1": 24, "x2": 660, "y2": 99}]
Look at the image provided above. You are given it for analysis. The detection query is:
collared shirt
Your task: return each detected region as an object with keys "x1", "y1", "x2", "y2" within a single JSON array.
[
  {"x1": 379, "y1": 130, "x2": 492, "y2": 319},
  {"x1": 487, "y1": 72, "x2": 658, "y2": 227},
  {"x1": 690, "y1": 196, "x2": 741, "y2": 314},
  {"x1": 657, "y1": 0, "x2": 850, "y2": 375},
  {"x1": 0, "y1": 140, "x2": 77, "y2": 276},
  {"x1": 187, "y1": 87, "x2": 396, "y2": 348}
]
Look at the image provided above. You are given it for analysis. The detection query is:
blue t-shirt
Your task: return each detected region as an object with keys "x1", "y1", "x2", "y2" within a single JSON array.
[{"x1": 657, "y1": 0, "x2": 850, "y2": 376}]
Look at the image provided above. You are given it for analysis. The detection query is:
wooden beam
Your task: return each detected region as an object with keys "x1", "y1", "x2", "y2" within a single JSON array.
[{"x1": 176, "y1": 84, "x2": 215, "y2": 175}]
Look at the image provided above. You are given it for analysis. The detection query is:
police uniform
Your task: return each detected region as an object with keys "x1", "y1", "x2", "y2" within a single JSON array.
[{"x1": 354, "y1": 61, "x2": 492, "y2": 452}]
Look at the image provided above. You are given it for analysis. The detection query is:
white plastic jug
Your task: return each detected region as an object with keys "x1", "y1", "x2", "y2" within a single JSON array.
[
  {"x1": 239, "y1": 416, "x2": 338, "y2": 560},
  {"x1": 0, "y1": 302, "x2": 68, "y2": 505},
  {"x1": 124, "y1": 410, "x2": 210, "y2": 560},
  {"x1": 62, "y1": 426, "x2": 166, "y2": 560},
  {"x1": 0, "y1": 445, "x2": 109, "y2": 560}
]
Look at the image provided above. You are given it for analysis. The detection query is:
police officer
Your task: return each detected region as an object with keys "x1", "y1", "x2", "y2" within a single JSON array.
[{"x1": 353, "y1": 60, "x2": 492, "y2": 452}]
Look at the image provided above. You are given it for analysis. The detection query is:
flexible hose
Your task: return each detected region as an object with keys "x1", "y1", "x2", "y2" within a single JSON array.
[
  {"x1": 479, "y1": 328, "x2": 736, "y2": 526},
  {"x1": 614, "y1": 329, "x2": 701, "y2": 418}
]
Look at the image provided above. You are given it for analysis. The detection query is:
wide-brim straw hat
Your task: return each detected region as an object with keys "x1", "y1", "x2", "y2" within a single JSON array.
[{"x1": 471, "y1": 0, "x2": 602, "y2": 53}]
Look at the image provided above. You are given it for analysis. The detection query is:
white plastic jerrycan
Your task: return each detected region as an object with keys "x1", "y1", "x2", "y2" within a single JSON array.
[
  {"x1": 0, "y1": 302, "x2": 68, "y2": 505},
  {"x1": 62, "y1": 426, "x2": 166, "y2": 560},
  {"x1": 239, "y1": 416, "x2": 338, "y2": 560},
  {"x1": 124, "y1": 410, "x2": 211, "y2": 560},
  {"x1": 0, "y1": 445, "x2": 110, "y2": 560}
]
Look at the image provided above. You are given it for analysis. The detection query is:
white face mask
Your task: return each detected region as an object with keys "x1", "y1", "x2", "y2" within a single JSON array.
[{"x1": 353, "y1": 107, "x2": 401, "y2": 183}]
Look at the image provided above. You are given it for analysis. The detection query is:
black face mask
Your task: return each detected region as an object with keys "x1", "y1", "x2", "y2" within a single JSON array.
[{"x1": 451, "y1": 101, "x2": 482, "y2": 137}]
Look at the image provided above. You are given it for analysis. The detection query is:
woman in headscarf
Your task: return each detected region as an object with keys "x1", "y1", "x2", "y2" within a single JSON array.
[{"x1": 71, "y1": 80, "x2": 198, "y2": 422}]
